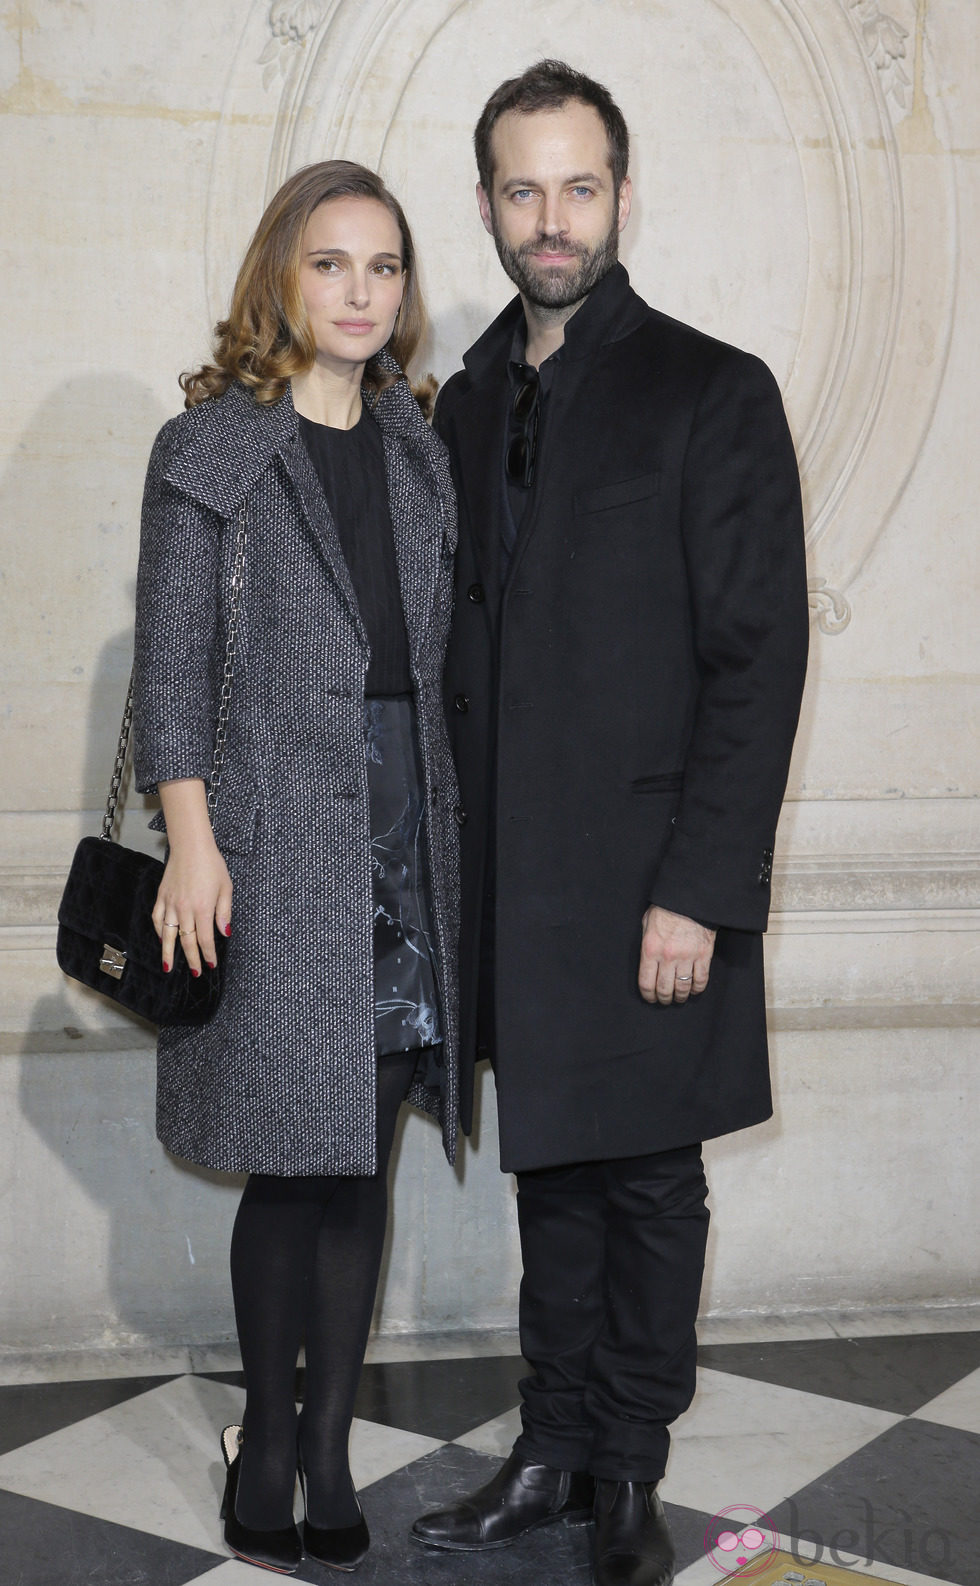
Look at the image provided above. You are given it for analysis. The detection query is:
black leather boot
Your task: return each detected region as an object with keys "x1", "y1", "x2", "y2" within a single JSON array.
[
  {"x1": 593, "y1": 1480, "x2": 675, "y2": 1586},
  {"x1": 411, "y1": 1448, "x2": 595, "y2": 1550}
]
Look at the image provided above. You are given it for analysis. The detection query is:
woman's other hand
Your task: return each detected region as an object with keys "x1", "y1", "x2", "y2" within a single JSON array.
[{"x1": 151, "y1": 779, "x2": 233, "y2": 975}]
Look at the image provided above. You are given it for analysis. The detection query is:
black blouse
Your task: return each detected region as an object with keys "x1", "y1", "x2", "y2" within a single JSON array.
[{"x1": 299, "y1": 407, "x2": 412, "y2": 696}]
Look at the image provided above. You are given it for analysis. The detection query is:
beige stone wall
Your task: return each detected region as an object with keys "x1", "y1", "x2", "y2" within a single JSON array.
[{"x1": 1, "y1": 0, "x2": 976, "y2": 1358}]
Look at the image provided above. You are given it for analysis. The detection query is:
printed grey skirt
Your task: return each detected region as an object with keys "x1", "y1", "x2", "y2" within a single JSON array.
[{"x1": 365, "y1": 696, "x2": 442, "y2": 1060}]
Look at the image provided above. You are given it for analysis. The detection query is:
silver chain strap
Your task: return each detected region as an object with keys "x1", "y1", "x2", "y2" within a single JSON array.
[{"x1": 101, "y1": 499, "x2": 248, "y2": 840}]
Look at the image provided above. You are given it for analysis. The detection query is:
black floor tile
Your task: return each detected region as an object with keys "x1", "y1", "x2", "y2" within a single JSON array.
[
  {"x1": 0, "y1": 1375, "x2": 179, "y2": 1457},
  {"x1": 768, "y1": 1417, "x2": 980, "y2": 1586},
  {"x1": 0, "y1": 1485, "x2": 225, "y2": 1586},
  {"x1": 351, "y1": 1356, "x2": 528, "y2": 1441},
  {"x1": 698, "y1": 1331, "x2": 980, "y2": 1416}
]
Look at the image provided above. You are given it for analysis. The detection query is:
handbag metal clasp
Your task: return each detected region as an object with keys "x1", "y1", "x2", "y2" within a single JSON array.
[{"x1": 100, "y1": 945, "x2": 126, "y2": 980}]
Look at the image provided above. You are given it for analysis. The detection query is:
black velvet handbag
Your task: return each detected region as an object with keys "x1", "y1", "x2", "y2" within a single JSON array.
[{"x1": 56, "y1": 503, "x2": 246, "y2": 1026}]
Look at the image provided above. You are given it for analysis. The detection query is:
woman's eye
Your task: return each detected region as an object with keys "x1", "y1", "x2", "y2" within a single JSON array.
[
  {"x1": 372, "y1": 262, "x2": 400, "y2": 276},
  {"x1": 315, "y1": 258, "x2": 341, "y2": 272}
]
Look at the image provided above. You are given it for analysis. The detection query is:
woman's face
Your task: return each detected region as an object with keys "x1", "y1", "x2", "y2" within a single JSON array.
[{"x1": 297, "y1": 196, "x2": 405, "y2": 374}]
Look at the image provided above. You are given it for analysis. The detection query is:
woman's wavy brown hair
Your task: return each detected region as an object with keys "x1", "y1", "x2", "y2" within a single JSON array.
[{"x1": 180, "y1": 161, "x2": 429, "y2": 410}]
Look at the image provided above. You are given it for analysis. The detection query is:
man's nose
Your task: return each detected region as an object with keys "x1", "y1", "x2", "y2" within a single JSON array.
[{"x1": 539, "y1": 194, "x2": 568, "y2": 236}]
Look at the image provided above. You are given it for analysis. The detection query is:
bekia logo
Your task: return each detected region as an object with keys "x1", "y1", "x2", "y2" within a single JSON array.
[{"x1": 703, "y1": 1505, "x2": 780, "y2": 1576}]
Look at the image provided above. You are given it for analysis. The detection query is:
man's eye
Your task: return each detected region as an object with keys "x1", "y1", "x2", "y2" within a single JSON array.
[
  {"x1": 511, "y1": 189, "x2": 534, "y2": 202},
  {"x1": 571, "y1": 187, "x2": 594, "y2": 199}
]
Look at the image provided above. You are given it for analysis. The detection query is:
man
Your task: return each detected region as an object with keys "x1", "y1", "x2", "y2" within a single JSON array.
[{"x1": 412, "y1": 61, "x2": 809, "y2": 1586}]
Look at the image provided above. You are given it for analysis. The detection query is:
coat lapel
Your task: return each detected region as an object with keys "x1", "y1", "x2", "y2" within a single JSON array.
[
  {"x1": 447, "y1": 372, "x2": 509, "y2": 599},
  {"x1": 162, "y1": 368, "x2": 454, "y2": 670},
  {"x1": 371, "y1": 371, "x2": 455, "y2": 668},
  {"x1": 276, "y1": 431, "x2": 368, "y2": 646}
]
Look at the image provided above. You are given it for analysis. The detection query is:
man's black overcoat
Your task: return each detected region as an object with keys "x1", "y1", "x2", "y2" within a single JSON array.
[{"x1": 437, "y1": 264, "x2": 809, "y2": 1173}]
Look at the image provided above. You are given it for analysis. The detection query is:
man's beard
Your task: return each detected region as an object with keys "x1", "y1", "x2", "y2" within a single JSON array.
[{"x1": 490, "y1": 209, "x2": 620, "y2": 310}]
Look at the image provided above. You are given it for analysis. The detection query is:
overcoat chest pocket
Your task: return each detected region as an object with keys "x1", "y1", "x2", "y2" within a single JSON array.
[{"x1": 574, "y1": 472, "x2": 661, "y2": 517}]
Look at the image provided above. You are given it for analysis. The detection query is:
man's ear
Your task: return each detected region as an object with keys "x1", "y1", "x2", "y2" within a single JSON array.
[
  {"x1": 617, "y1": 174, "x2": 633, "y2": 234},
  {"x1": 477, "y1": 183, "x2": 495, "y2": 238}
]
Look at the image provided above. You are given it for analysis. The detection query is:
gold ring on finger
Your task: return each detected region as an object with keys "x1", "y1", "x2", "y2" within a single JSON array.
[{"x1": 179, "y1": 927, "x2": 197, "y2": 936}]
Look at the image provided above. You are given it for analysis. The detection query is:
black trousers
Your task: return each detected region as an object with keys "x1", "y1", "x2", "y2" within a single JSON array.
[{"x1": 512, "y1": 1143, "x2": 710, "y2": 1482}]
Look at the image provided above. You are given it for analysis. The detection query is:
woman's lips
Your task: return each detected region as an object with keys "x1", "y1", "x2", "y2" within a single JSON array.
[{"x1": 335, "y1": 320, "x2": 375, "y2": 333}]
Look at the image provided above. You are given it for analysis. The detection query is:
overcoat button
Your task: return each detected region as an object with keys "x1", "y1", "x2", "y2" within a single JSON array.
[
  {"x1": 454, "y1": 805, "x2": 468, "y2": 826},
  {"x1": 454, "y1": 694, "x2": 470, "y2": 713},
  {"x1": 467, "y1": 583, "x2": 485, "y2": 603}
]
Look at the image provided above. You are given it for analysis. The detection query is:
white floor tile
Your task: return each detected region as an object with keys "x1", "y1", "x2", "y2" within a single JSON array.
[
  {"x1": 910, "y1": 1362, "x2": 980, "y2": 1434},
  {"x1": 178, "y1": 1560, "x2": 266, "y2": 1586},
  {"x1": 454, "y1": 1405, "x2": 522, "y2": 1457},
  {"x1": 659, "y1": 1369, "x2": 900, "y2": 1517},
  {"x1": 0, "y1": 1374, "x2": 242, "y2": 1551},
  {"x1": 348, "y1": 1416, "x2": 444, "y2": 1489},
  {"x1": 180, "y1": 1562, "x2": 267, "y2": 1586}
]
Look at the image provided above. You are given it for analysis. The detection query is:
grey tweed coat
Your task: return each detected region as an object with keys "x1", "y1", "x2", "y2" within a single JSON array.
[{"x1": 133, "y1": 362, "x2": 460, "y2": 1175}]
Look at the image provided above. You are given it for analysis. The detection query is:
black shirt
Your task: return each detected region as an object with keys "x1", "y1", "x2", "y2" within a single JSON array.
[
  {"x1": 299, "y1": 407, "x2": 412, "y2": 696},
  {"x1": 503, "y1": 327, "x2": 564, "y2": 575}
]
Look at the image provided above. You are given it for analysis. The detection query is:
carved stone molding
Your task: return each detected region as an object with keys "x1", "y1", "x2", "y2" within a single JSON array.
[{"x1": 207, "y1": 0, "x2": 957, "y2": 622}]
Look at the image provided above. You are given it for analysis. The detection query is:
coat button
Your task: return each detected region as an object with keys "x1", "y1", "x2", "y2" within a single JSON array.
[
  {"x1": 454, "y1": 694, "x2": 470, "y2": 713},
  {"x1": 454, "y1": 805, "x2": 468, "y2": 826},
  {"x1": 467, "y1": 583, "x2": 485, "y2": 603}
]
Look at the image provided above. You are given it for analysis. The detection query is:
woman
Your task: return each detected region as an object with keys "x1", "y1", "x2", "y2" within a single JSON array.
[{"x1": 133, "y1": 162, "x2": 459, "y2": 1574}]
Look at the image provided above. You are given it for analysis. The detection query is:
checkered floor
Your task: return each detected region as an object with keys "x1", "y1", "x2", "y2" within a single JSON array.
[{"x1": 0, "y1": 1328, "x2": 977, "y2": 1586}]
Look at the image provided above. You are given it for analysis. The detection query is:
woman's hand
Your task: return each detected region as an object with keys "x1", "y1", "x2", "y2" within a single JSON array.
[{"x1": 151, "y1": 779, "x2": 233, "y2": 976}]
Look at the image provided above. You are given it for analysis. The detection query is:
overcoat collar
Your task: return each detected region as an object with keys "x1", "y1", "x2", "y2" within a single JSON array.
[
  {"x1": 450, "y1": 263, "x2": 648, "y2": 593},
  {"x1": 162, "y1": 355, "x2": 453, "y2": 662},
  {"x1": 460, "y1": 261, "x2": 649, "y2": 384}
]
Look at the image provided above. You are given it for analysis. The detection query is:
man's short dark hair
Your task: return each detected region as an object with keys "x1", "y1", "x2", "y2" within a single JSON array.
[{"x1": 474, "y1": 60, "x2": 630, "y2": 195}]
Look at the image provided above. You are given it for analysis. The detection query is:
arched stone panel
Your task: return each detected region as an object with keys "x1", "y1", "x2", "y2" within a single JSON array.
[{"x1": 208, "y1": 0, "x2": 956, "y2": 627}]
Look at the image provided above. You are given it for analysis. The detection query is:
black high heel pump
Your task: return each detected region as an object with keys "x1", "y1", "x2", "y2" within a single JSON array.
[
  {"x1": 299, "y1": 1463, "x2": 370, "y2": 1572},
  {"x1": 220, "y1": 1424, "x2": 303, "y2": 1575}
]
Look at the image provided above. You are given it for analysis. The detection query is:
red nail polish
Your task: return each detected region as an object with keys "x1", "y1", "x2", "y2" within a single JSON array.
[
  {"x1": 224, "y1": 923, "x2": 232, "y2": 937},
  {"x1": 191, "y1": 968, "x2": 200, "y2": 978},
  {"x1": 163, "y1": 962, "x2": 170, "y2": 973},
  {"x1": 207, "y1": 960, "x2": 216, "y2": 970}
]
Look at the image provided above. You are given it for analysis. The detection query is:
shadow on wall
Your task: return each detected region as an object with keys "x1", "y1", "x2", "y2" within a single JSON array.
[{"x1": 9, "y1": 374, "x2": 247, "y2": 1354}]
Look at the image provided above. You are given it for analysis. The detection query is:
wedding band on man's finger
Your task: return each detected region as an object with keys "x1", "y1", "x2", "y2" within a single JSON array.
[{"x1": 676, "y1": 974, "x2": 693, "y2": 982}]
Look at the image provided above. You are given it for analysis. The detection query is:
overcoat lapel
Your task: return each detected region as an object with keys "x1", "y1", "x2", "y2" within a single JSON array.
[
  {"x1": 276, "y1": 433, "x2": 368, "y2": 647},
  {"x1": 369, "y1": 367, "x2": 457, "y2": 669},
  {"x1": 448, "y1": 373, "x2": 509, "y2": 601}
]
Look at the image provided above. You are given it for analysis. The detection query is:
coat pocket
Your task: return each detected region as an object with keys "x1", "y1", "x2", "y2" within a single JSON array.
[
  {"x1": 631, "y1": 771, "x2": 684, "y2": 793},
  {"x1": 575, "y1": 472, "x2": 661, "y2": 516}
]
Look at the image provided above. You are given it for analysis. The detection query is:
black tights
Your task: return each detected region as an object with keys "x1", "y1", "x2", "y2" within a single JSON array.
[{"x1": 229, "y1": 1050, "x2": 417, "y2": 1530}]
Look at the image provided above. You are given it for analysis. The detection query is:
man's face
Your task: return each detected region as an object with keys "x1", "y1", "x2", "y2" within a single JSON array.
[{"x1": 478, "y1": 100, "x2": 632, "y2": 310}]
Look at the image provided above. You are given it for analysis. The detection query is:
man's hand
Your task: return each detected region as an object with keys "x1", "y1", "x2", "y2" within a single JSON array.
[{"x1": 639, "y1": 906, "x2": 716, "y2": 1006}]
